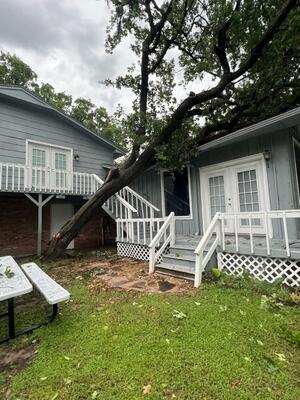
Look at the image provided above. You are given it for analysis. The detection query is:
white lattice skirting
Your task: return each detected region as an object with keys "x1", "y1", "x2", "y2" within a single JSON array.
[
  {"x1": 117, "y1": 242, "x2": 167, "y2": 263},
  {"x1": 218, "y1": 252, "x2": 300, "y2": 287}
]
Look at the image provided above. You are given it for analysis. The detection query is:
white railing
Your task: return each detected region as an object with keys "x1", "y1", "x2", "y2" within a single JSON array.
[
  {"x1": 93, "y1": 175, "x2": 137, "y2": 220},
  {"x1": 116, "y1": 217, "x2": 166, "y2": 244},
  {"x1": 118, "y1": 186, "x2": 160, "y2": 219},
  {"x1": 0, "y1": 162, "x2": 160, "y2": 219},
  {"x1": 194, "y1": 212, "x2": 222, "y2": 288},
  {"x1": 0, "y1": 162, "x2": 97, "y2": 195},
  {"x1": 149, "y1": 212, "x2": 175, "y2": 274},
  {"x1": 219, "y1": 210, "x2": 300, "y2": 257},
  {"x1": 194, "y1": 209, "x2": 300, "y2": 288}
]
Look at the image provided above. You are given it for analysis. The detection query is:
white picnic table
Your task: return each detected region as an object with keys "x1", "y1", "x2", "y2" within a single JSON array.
[
  {"x1": 0, "y1": 256, "x2": 70, "y2": 343},
  {"x1": 0, "y1": 256, "x2": 33, "y2": 301}
]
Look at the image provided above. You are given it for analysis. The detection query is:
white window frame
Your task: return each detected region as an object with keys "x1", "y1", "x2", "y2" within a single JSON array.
[
  {"x1": 292, "y1": 137, "x2": 300, "y2": 208},
  {"x1": 25, "y1": 140, "x2": 74, "y2": 190},
  {"x1": 199, "y1": 153, "x2": 271, "y2": 233},
  {"x1": 160, "y1": 166, "x2": 193, "y2": 220}
]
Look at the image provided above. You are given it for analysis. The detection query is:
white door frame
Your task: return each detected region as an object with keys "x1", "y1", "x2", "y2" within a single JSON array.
[
  {"x1": 26, "y1": 140, "x2": 73, "y2": 191},
  {"x1": 199, "y1": 153, "x2": 271, "y2": 234}
]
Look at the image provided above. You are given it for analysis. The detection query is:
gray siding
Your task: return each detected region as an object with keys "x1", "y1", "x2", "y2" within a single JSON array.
[
  {"x1": 131, "y1": 127, "x2": 300, "y2": 239},
  {"x1": 195, "y1": 127, "x2": 299, "y2": 239},
  {"x1": 0, "y1": 97, "x2": 116, "y2": 177}
]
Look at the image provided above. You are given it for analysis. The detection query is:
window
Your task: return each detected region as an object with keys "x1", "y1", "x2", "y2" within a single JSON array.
[
  {"x1": 55, "y1": 153, "x2": 67, "y2": 170},
  {"x1": 237, "y1": 169, "x2": 260, "y2": 226},
  {"x1": 32, "y1": 148, "x2": 46, "y2": 167},
  {"x1": 162, "y1": 167, "x2": 191, "y2": 217},
  {"x1": 209, "y1": 175, "x2": 226, "y2": 217}
]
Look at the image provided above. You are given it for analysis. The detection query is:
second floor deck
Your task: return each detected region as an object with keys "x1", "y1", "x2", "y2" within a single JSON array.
[{"x1": 0, "y1": 161, "x2": 104, "y2": 196}]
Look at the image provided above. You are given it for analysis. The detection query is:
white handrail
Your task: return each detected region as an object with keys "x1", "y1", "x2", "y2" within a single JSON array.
[
  {"x1": 92, "y1": 175, "x2": 137, "y2": 214},
  {"x1": 194, "y1": 212, "x2": 221, "y2": 288},
  {"x1": 149, "y1": 212, "x2": 175, "y2": 274},
  {"x1": 123, "y1": 186, "x2": 160, "y2": 212}
]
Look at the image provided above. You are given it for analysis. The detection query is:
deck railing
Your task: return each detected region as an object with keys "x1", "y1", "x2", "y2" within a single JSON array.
[
  {"x1": 194, "y1": 209, "x2": 300, "y2": 288},
  {"x1": 0, "y1": 162, "x2": 160, "y2": 218},
  {"x1": 116, "y1": 217, "x2": 166, "y2": 245}
]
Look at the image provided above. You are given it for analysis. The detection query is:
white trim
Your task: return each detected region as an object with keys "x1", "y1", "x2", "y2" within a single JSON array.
[
  {"x1": 198, "y1": 106, "x2": 300, "y2": 151},
  {"x1": 292, "y1": 137, "x2": 300, "y2": 208},
  {"x1": 160, "y1": 166, "x2": 193, "y2": 220},
  {"x1": 25, "y1": 140, "x2": 74, "y2": 191},
  {"x1": 199, "y1": 153, "x2": 271, "y2": 234}
]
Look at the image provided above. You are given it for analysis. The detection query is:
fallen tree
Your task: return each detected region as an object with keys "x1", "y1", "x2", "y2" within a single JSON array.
[{"x1": 45, "y1": 0, "x2": 300, "y2": 258}]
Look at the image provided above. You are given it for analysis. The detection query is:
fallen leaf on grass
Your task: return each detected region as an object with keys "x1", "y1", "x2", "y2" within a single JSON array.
[
  {"x1": 40, "y1": 377, "x2": 47, "y2": 381},
  {"x1": 91, "y1": 391, "x2": 98, "y2": 399},
  {"x1": 143, "y1": 384, "x2": 151, "y2": 395},
  {"x1": 275, "y1": 353, "x2": 286, "y2": 362},
  {"x1": 172, "y1": 310, "x2": 186, "y2": 319}
]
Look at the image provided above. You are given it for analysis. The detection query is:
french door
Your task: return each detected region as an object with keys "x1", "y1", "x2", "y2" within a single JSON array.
[
  {"x1": 27, "y1": 142, "x2": 72, "y2": 191},
  {"x1": 200, "y1": 156, "x2": 270, "y2": 234}
]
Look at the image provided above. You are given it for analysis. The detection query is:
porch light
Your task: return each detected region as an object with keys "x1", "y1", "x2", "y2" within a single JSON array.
[
  {"x1": 263, "y1": 150, "x2": 271, "y2": 167},
  {"x1": 74, "y1": 154, "x2": 80, "y2": 161}
]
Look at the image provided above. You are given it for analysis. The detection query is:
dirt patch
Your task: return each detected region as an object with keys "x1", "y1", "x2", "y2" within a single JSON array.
[
  {"x1": 46, "y1": 252, "x2": 193, "y2": 294},
  {"x1": 0, "y1": 342, "x2": 37, "y2": 399},
  {"x1": 0, "y1": 343, "x2": 37, "y2": 374}
]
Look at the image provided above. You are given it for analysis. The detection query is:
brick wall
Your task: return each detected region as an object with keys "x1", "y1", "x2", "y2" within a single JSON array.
[
  {"x1": 0, "y1": 195, "x2": 116, "y2": 257},
  {"x1": 74, "y1": 205, "x2": 116, "y2": 250},
  {"x1": 0, "y1": 196, "x2": 50, "y2": 256}
]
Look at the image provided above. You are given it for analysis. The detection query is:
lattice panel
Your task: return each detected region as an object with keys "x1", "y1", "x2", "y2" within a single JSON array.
[
  {"x1": 116, "y1": 242, "x2": 168, "y2": 263},
  {"x1": 218, "y1": 252, "x2": 300, "y2": 287}
]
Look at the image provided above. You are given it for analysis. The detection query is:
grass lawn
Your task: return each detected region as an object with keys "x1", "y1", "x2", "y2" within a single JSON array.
[{"x1": 0, "y1": 254, "x2": 299, "y2": 400}]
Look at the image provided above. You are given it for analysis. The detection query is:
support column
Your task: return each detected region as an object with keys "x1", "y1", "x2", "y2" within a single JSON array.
[
  {"x1": 25, "y1": 194, "x2": 54, "y2": 256},
  {"x1": 37, "y1": 194, "x2": 43, "y2": 256}
]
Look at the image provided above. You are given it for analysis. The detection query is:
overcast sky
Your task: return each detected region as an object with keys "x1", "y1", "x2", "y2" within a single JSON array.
[
  {"x1": 0, "y1": 0, "x2": 212, "y2": 114},
  {"x1": 0, "y1": 0, "x2": 140, "y2": 113}
]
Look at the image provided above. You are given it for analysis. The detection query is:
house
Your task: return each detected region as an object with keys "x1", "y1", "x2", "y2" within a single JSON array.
[
  {"x1": 0, "y1": 85, "x2": 157, "y2": 256},
  {"x1": 116, "y1": 107, "x2": 300, "y2": 288},
  {"x1": 1, "y1": 85, "x2": 300, "y2": 287}
]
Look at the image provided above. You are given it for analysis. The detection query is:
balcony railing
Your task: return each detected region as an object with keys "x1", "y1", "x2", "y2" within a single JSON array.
[{"x1": 0, "y1": 162, "x2": 103, "y2": 196}]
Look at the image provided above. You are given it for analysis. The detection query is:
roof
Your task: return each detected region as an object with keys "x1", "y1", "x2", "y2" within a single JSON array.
[
  {"x1": 198, "y1": 106, "x2": 300, "y2": 152},
  {"x1": 0, "y1": 85, "x2": 125, "y2": 155}
]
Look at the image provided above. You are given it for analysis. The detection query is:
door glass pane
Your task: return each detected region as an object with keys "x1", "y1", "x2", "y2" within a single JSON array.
[
  {"x1": 237, "y1": 169, "x2": 261, "y2": 226},
  {"x1": 32, "y1": 148, "x2": 46, "y2": 187},
  {"x1": 55, "y1": 153, "x2": 67, "y2": 188},
  {"x1": 209, "y1": 175, "x2": 226, "y2": 218}
]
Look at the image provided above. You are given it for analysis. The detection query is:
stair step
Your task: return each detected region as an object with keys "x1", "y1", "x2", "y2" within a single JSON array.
[
  {"x1": 163, "y1": 254, "x2": 195, "y2": 268},
  {"x1": 157, "y1": 261, "x2": 195, "y2": 275},
  {"x1": 169, "y1": 245, "x2": 196, "y2": 256}
]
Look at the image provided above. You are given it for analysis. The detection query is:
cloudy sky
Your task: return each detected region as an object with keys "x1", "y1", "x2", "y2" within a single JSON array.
[
  {"x1": 0, "y1": 0, "x2": 139, "y2": 113},
  {"x1": 0, "y1": 0, "x2": 212, "y2": 114}
]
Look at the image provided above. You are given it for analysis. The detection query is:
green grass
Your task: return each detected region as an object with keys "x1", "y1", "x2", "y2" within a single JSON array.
[{"x1": 1, "y1": 273, "x2": 300, "y2": 399}]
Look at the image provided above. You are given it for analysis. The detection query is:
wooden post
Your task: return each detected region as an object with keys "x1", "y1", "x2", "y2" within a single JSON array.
[
  {"x1": 37, "y1": 194, "x2": 43, "y2": 256},
  {"x1": 24, "y1": 194, "x2": 54, "y2": 256}
]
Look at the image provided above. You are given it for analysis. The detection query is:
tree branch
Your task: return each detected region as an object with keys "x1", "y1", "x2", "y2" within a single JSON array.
[{"x1": 214, "y1": 0, "x2": 241, "y2": 74}]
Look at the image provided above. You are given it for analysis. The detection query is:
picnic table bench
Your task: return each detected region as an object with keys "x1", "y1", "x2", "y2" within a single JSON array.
[{"x1": 0, "y1": 256, "x2": 70, "y2": 343}]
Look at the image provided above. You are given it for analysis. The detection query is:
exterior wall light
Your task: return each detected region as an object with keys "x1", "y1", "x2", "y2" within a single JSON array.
[
  {"x1": 74, "y1": 154, "x2": 80, "y2": 161},
  {"x1": 263, "y1": 150, "x2": 271, "y2": 167}
]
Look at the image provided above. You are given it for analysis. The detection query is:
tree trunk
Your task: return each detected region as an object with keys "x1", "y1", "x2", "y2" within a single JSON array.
[{"x1": 45, "y1": 148, "x2": 156, "y2": 259}]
